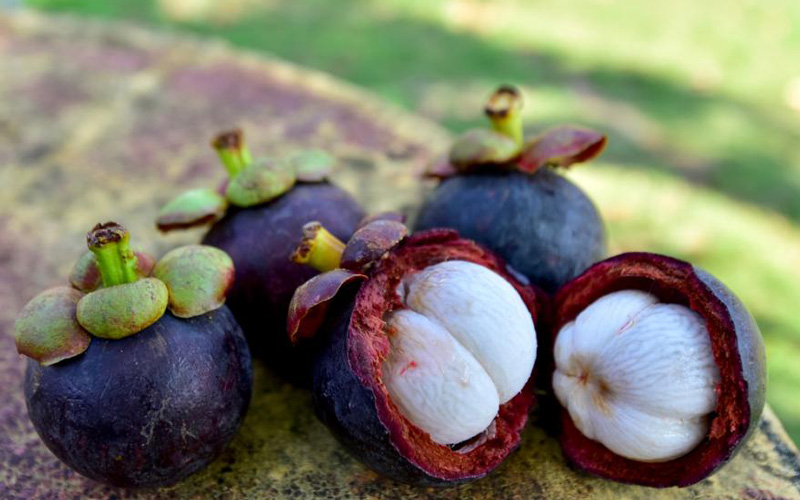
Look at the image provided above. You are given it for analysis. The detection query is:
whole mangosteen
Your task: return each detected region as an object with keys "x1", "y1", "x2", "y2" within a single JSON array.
[
  {"x1": 415, "y1": 85, "x2": 608, "y2": 293},
  {"x1": 548, "y1": 252, "x2": 766, "y2": 487},
  {"x1": 156, "y1": 130, "x2": 365, "y2": 381},
  {"x1": 286, "y1": 219, "x2": 545, "y2": 485},
  {"x1": 15, "y1": 222, "x2": 252, "y2": 488}
]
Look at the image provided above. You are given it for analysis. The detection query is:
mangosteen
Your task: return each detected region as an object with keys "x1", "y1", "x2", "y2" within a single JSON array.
[
  {"x1": 286, "y1": 220, "x2": 545, "y2": 485},
  {"x1": 549, "y1": 252, "x2": 766, "y2": 487},
  {"x1": 415, "y1": 85, "x2": 608, "y2": 292},
  {"x1": 156, "y1": 129, "x2": 365, "y2": 382},
  {"x1": 15, "y1": 222, "x2": 252, "y2": 488}
]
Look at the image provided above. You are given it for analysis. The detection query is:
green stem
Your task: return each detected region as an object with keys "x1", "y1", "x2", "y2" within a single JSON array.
[
  {"x1": 291, "y1": 221, "x2": 345, "y2": 272},
  {"x1": 87, "y1": 222, "x2": 139, "y2": 287},
  {"x1": 211, "y1": 128, "x2": 253, "y2": 178},
  {"x1": 484, "y1": 85, "x2": 524, "y2": 147}
]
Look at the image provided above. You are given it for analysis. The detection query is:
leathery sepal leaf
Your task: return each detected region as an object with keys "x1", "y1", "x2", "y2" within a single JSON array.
[
  {"x1": 356, "y1": 211, "x2": 407, "y2": 230},
  {"x1": 14, "y1": 287, "x2": 91, "y2": 365},
  {"x1": 288, "y1": 269, "x2": 366, "y2": 343},
  {"x1": 76, "y1": 278, "x2": 168, "y2": 339},
  {"x1": 518, "y1": 126, "x2": 607, "y2": 173},
  {"x1": 449, "y1": 129, "x2": 520, "y2": 170},
  {"x1": 289, "y1": 149, "x2": 335, "y2": 182},
  {"x1": 152, "y1": 245, "x2": 235, "y2": 318},
  {"x1": 69, "y1": 249, "x2": 156, "y2": 293},
  {"x1": 422, "y1": 153, "x2": 459, "y2": 179},
  {"x1": 155, "y1": 188, "x2": 228, "y2": 232},
  {"x1": 226, "y1": 158, "x2": 296, "y2": 207},
  {"x1": 341, "y1": 220, "x2": 408, "y2": 271}
]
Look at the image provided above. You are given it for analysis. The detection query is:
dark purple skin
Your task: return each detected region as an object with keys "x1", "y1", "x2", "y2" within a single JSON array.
[
  {"x1": 25, "y1": 306, "x2": 252, "y2": 488},
  {"x1": 312, "y1": 302, "x2": 451, "y2": 486},
  {"x1": 415, "y1": 169, "x2": 606, "y2": 293},
  {"x1": 202, "y1": 182, "x2": 364, "y2": 383}
]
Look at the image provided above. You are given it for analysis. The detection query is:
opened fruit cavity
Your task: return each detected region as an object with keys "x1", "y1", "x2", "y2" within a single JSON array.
[
  {"x1": 383, "y1": 260, "x2": 537, "y2": 445},
  {"x1": 553, "y1": 289, "x2": 719, "y2": 462}
]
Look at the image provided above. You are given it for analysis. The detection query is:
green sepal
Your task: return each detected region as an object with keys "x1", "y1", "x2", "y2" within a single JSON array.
[
  {"x1": 289, "y1": 149, "x2": 335, "y2": 182},
  {"x1": 155, "y1": 188, "x2": 229, "y2": 232},
  {"x1": 76, "y1": 278, "x2": 168, "y2": 339},
  {"x1": 226, "y1": 159, "x2": 296, "y2": 207},
  {"x1": 448, "y1": 129, "x2": 521, "y2": 170},
  {"x1": 69, "y1": 249, "x2": 156, "y2": 293},
  {"x1": 152, "y1": 245, "x2": 234, "y2": 318},
  {"x1": 14, "y1": 287, "x2": 91, "y2": 366}
]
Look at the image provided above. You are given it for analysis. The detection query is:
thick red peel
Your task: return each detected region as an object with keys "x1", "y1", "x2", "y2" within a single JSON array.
[
  {"x1": 342, "y1": 230, "x2": 545, "y2": 481},
  {"x1": 518, "y1": 126, "x2": 607, "y2": 174},
  {"x1": 287, "y1": 269, "x2": 366, "y2": 343},
  {"x1": 552, "y1": 252, "x2": 765, "y2": 487},
  {"x1": 340, "y1": 220, "x2": 408, "y2": 271}
]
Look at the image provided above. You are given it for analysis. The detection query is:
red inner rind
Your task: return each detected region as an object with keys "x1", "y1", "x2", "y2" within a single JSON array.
[
  {"x1": 552, "y1": 252, "x2": 750, "y2": 487},
  {"x1": 346, "y1": 229, "x2": 545, "y2": 480}
]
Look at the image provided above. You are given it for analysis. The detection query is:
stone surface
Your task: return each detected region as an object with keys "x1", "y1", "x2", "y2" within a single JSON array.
[{"x1": 0, "y1": 10, "x2": 798, "y2": 500}]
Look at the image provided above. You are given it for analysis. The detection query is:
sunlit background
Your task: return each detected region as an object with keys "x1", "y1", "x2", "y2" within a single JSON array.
[{"x1": 12, "y1": 0, "x2": 800, "y2": 444}]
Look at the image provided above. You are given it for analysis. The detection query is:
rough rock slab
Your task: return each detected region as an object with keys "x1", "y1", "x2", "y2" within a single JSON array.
[{"x1": 0, "y1": 11, "x2": 798, "y2": 500}]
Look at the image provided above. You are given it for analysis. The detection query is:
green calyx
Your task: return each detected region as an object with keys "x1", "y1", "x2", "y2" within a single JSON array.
[
  {"x1": 157, "y1": 129, "x2": 339, "y2": 231},
  {"x1": 75, "y1": 222, "x2": 168, "y2": 340},
  {"x1": 429, "y1": 84, "x2": 607, "y2": 177},
  {"x1": 156, "y1": 188, "x2": 228, "y2": 232},
  {"x1": 226, "y1": 158, "x2": 297, "y2": 208},
  {"x1": 289, "y1": 149, "x2": 335, "y2": 182},
  {"x1": 449, "y1": 129, "x2": 520, "y2": 170},
  {"x1": 14, "y1": 287, "x2": 91, "y2": 365},
  {"x1": 77, "y1": 278, "x2": 168, "y2": 339},
  {"x1": 152, "y1": 245, "x2": 234, "y2": 318}
]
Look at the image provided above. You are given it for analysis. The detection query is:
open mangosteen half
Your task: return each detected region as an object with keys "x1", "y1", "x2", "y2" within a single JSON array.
[
  {"x1": 415, "y1": 85, "x2": 608, "y2": 293},
  {"x1": 15, "y1": 222, "x2": 252, "y2": 488},
  {"x1": 287, "y1": 219, "x2": 545, "y2": 485},
  {"x1": 549, "y1": 252, "x2": 766, "y2": 487},
  {"x1": 156, "y1": 129, "x2": 365, "y2": 382}
]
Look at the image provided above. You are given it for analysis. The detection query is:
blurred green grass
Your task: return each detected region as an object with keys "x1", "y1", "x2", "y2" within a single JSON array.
[{"x1": 21, "y1": 0, "x2": 800, "y2": 444}]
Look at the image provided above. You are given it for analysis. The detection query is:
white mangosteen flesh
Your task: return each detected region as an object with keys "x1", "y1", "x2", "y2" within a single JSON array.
[
  {"x1": 382, "y1": 260, "x2": 537, "y2": 445},
  {"x1": 553, "y1": 290, "x2": 721, "y2": 462}
]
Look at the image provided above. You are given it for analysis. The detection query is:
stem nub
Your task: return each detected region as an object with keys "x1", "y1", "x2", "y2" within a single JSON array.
[
  {"x1": 87, "y1": 222, "x2": 139, "y2": 287},
  {"x1": 291, "y1": 221, "x2": 345, "y2": 272},
  {"x1": 484, "y1": 85, "x2": 524, "y2": 147},
  {"x1": 211, "y1": 128, "x2": 253, "y2": 178}
]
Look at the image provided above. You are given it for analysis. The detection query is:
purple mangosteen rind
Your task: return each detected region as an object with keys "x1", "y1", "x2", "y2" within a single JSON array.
[
  {"x1": 415, "y1": 169, "x2": 607, "y2": 293},
  {"x1": 25, "y1": 306, "x2": 252, "y2": 488},
  {"x1": 307, "y1": 229, "x2": 545, "y2": 485},
  {"x1": 551, "y1": 252, "x2": 766, "y2": 487},
  {"x1": 202, "y1": 182, "x2": 365, "y2": 381}
]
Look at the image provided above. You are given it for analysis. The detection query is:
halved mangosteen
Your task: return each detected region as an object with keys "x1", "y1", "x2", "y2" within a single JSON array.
[
  {"x1": 287, "y1": 221, "x2": 546, "y2": 485},
  {"x1": 550, "y1": 252, "x2": 766, "y2": 487}
]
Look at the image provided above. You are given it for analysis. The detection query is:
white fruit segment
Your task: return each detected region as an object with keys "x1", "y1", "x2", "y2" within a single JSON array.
[
  {"x1": 382, "y1": 260, "x2": 537, "y2": 445},
  {"x1": 383, "y1": 310, "x2": 500, "y2": 445},
  {"x1": 553, "y1": 290, "x2": 720, "y2": 462}
]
